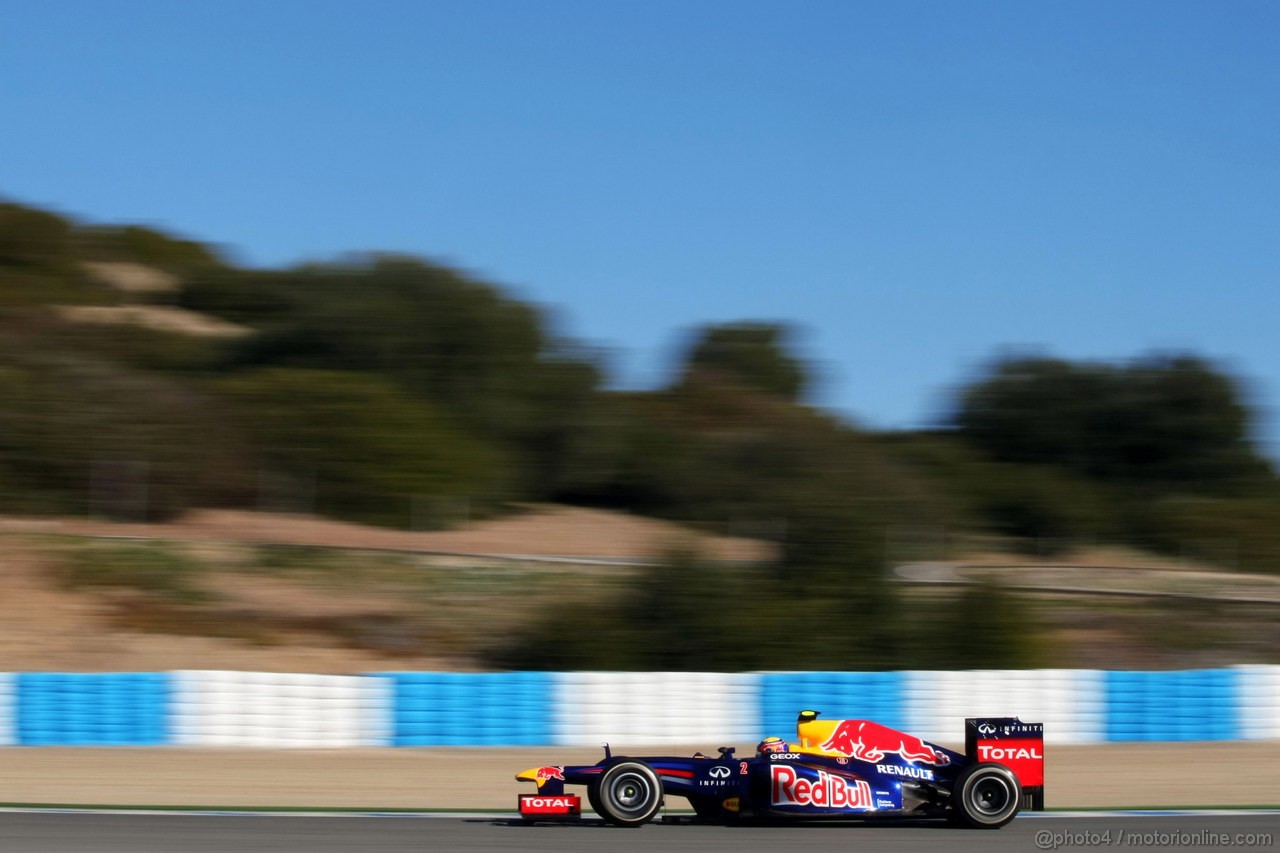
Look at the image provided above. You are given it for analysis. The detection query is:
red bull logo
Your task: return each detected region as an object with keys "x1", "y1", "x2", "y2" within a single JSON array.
[
  {"x1": 534, "y1": 766, "x2": 566, "y2": 784},
  {"x1": 818, "y1": 720, "x2": 950, "y2": 765},
  {"x1": 770, "y1": 765, "x2": 874, "y2": 809}
]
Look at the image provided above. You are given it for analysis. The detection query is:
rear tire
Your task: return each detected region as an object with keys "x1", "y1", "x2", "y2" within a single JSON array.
[
  {"x1": 590, "y1": 761, "x2": 663, "y2": 827},
  {"x1": 949, "y1": 762, "x2": 1021, "y2": 828}
]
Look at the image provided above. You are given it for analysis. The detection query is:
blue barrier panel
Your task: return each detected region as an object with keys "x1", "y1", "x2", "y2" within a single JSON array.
[
  {"x1": 384, "y1": 672, "x2": 553, "y2": 746},
  {"x1": 1104, "y1": 669, "x2": 1239, "y2": 742},
  {"x1": 760, "y1": 672, "x2": 904, "y2": 737},
  {"x1": 15, "y1": 673, "x2": 169, "y2": 746}
]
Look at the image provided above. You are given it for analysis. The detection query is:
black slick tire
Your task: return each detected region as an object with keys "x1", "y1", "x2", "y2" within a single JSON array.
[
  {"x1": 948, "y1": 762, "x2": 1021, "y2": 829},
  {"x1": 590, "y1": 761, "x2": 663, "y2": 827}
]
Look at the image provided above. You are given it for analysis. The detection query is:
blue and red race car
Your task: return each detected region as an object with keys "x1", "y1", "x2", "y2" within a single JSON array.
[{"x1": 516, "y1": 710, "x2": 1044, "y2": 828}]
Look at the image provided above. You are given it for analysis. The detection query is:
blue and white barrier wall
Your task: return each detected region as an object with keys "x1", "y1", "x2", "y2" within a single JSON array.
[
  {"x1": 15, "y1": 673, "x2": 168, "y2": 746},
  {"x1": 1239, "y1": 665, "x2": 1280, "y2": 740},
  {"x1": 0, "y1": 673, "x2": 13, "y2": 746},
  {"x1": 171, "y1": 671, "x2": 391, "y2": 747},
  {"x1": 552, "y1": 672, "x2": 760, "y2": 746},
  {"x1": 384, "y1": 672, "x2": 551, "y2": 746},
  {"x1": 761, "y1": 670, "x2": 1106, "y2": 745},
  {"x1": 0, "y1": 667, "x2": 1275, "y2": 747},
  {"x1": 1104, "y1": 669, "x2": 1240, "y2": 742}
]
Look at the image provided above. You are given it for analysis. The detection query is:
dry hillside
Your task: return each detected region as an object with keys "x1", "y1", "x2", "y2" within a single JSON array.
[{"x1": 0, "y1": 505, "x2": 772, "y2": 673}]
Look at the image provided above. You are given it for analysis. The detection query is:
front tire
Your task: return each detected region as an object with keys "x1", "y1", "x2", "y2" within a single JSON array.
[
  {"x1": 590, "y1": 761, "x2": 663, "y2": 827},
  {"x1": 587, "y1": 783, "x2": 603, "y2": 819},
  {"x1": 949, "y1": 762, "x2": 1021, "y2": 828}
]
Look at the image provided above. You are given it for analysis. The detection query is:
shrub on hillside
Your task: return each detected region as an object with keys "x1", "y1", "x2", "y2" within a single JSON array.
[{"x1": 216, "y1": 368, "x2": 507, "y2": 527}]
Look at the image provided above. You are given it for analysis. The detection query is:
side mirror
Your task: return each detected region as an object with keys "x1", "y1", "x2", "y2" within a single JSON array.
[{"x1": 717, "y1": 746, "x2": 736, "y2": 759}]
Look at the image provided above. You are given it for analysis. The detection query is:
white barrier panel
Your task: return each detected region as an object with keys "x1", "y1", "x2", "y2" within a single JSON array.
[
  {"x1": 0, "y1": 673, "x2": 12, "y2": 746},
  {"x1": 171, "y1": 671, "x2": 391, "y2": 747},
  {"x1": 552, "y1": 672, "x2": 760, "y2": 746},
  {"x1": 1237, "y1": 665, "x2": 1280, "y2": 740},
  {"x1": 903, "y1": 669, "x2": 1105, "y2": 746}
]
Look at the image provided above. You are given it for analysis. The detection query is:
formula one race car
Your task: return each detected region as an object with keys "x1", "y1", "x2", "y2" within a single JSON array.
[{"x1": 516, "y1": 711, "x2": 1043, "y2": 828}]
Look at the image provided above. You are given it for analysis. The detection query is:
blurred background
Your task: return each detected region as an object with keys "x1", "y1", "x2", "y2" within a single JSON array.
[
  {"x1": 1, "y1": 203, "x2": 1277, "y2": 676},
  {"x1": 0, "y1": 0, "x2": 1277, "y2": 681}
]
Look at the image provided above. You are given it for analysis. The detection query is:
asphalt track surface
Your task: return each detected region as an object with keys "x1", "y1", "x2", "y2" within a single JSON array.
[{"x1": 0, "y1": 812, "x2": 1275, "y2": 853}]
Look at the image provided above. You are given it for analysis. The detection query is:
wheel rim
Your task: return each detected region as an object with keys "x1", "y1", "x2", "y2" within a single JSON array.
[
  {"x1": 969, "y1": 775, "x2": 1014, "y2": 817},
  {"x1": 608, "y1": 772, "x2": 654, "y2": 816}
]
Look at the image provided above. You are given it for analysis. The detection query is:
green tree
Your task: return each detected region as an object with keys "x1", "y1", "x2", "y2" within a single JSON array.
[
  {"x1": 186, "y1": 257, "x2": 610, "y2": 500},
  {"x1": 0, "y1": 319, "x2": 252, "y2": 518},
  {"x1": 0, "y1": 203, "x2": 73, "y2": 270},
  {"x1": 73, "y1": 224, "x2": 223, "y2": 274},
  {"x1": 217, "y1": 368, "x2": 505, "y2": 525},
  {"x1": 927, "y1": 581, "x2": 1045, "y2": 669},
  {"x1": 953, "y1": 354, "x2": 1268, "y2": 491},
  {"x1": 680, "y1": 322, "x2": 808, "y2": 400}
]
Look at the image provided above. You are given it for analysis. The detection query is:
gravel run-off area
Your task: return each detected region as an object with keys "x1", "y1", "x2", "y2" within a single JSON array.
[{"x1": 0, "y1": 741, "x2": 1275, "y2": 809}]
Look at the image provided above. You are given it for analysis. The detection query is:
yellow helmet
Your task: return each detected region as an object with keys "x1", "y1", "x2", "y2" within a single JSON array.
[{"x1": 757, "y1": 736, "x2": 789, "y2": 755}]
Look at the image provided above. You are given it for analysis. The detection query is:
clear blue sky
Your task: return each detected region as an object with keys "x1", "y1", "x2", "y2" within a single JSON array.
[{"x1": 3, "y1": 0, "x2": 1277, "y2": 455}]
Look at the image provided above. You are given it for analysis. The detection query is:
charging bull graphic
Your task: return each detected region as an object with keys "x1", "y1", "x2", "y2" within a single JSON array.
[
  {"x1": 534, "y1": 766, "x2": 566, "y2": 787},
  {"x1": 819, "y1": 720, "x2": 950, "y2": 765}
]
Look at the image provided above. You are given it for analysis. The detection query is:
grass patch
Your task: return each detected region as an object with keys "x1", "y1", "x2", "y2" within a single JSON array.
[
  {"x1": 251, "y1": 544, "x2": 351, "y2": 574},
  {"x1": 42, "y1": 536, "x2": 616, "y2": 661},
  {"x1": 57, "y1": 542, "x2": 214, "y2": 604}
]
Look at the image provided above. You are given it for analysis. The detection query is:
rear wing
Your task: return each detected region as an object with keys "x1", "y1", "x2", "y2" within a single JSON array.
[{"x1": 965, "y1": 717, "x2": 1044, "y2": 811}]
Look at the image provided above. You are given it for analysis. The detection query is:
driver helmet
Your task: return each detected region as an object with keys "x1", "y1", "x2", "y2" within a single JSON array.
[{"x1": 757, "y1": 736, "x2": 789, "y2": 755}]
